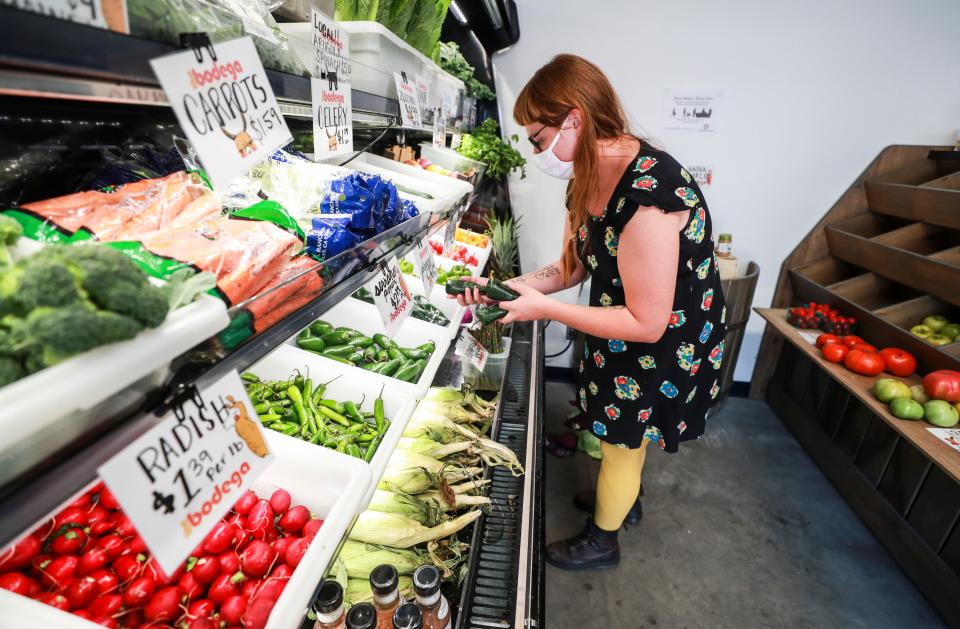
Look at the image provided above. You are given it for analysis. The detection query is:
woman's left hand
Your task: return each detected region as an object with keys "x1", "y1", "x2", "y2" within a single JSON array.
[{"x1": 499, "y1": 283, "x2": 554, "y2": 324}]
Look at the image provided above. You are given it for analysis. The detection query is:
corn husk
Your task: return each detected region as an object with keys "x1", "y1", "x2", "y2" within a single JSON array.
[
  {"x1": 368, "y1": 487, "x2": 445, "y2": 525},
  {"x1": 396, "y1": 436, "x2": 472, "y2": 459},
  {"x1": 327, "y1": 555, "x2": 348, "y2": 591},
  {"x1": 416, "y1": 399, "x2": 487, "y2": 424},
  {"x1": 419, "y1": 491, "x2": 491, "y2": 511},
  {"x1": 348, "y1": 509, "x2": 482, "y2": 548},
  {"x1": 346, "y1": 576, "x2": 413, "y2": 605},
  {"x1": 338, "y1": 540, "x2": 424, "y2": 578},
  {"x1": 379, "y1": 450, "x2": 481, "y2": 493},
  {"x1": 426, "y1": 386, "x2": 498, "y2": 416}
]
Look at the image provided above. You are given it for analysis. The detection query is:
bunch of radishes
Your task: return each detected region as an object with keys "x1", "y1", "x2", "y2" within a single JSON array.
[{"x1": 0, "y1": 482, "x2": 322, "y2": 629}]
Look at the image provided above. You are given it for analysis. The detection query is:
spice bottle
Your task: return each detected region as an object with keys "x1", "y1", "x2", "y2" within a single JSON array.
[
  {"x1": 412, "y1": 566, "x2": 451, "y2": 629},
  {"x1": 716, "y1": 233, "x2": 733, "y2": 257},
  {"x1": 393, "y1": 602, "x2": 423, "y2": 629},
  {"x1": 346, "y1": 602, "x2": 377, "y2": 629},
  {"x1": 371, "y1": 564, "x2": 402, "y2": 629},
  {"x1": 314, "y1": 581, "x2": 346, "y2": 629}
]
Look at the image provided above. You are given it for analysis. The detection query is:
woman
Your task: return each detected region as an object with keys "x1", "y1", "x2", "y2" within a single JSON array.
[{"x1": 453, "y1": 54, "x2": 727, "y2": 571}]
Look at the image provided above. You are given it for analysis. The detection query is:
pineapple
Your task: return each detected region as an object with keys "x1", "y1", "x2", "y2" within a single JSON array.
[{"x1": 486, "y1": 213, "x2": 520, "y2": 280}]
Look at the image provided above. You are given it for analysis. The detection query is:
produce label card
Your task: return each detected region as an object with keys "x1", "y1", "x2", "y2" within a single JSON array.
[
  {"x1": 98, "y1": 370, "x2": 273, "y2": 575},
  {"x1": 432, "y1": 105, "x2": 447, "y2": 149},
  {"x1": 311, "y1": 9, "x2": 353, "y2": 159},
  {"x1": 443, "y1": 216, "x2": 458, "y2": 256},
  {"x1": 371, "y1": 257, "x2": 414, "y2": 337},
  {"x1": 416, "y1": 239, "x2": 438, "y2": 296},
  {"x1": 311, "y1": 8, "x2": 351, "y2": 83},
  {"x1": 458, "y1": 330, "x2": 489, "y2": 371},
  {"x1": 6, "y1": 0, "x2": 128, "y2": 32},
  {"x1": 150, "y1": 37, "x2": 293, "y2": 189},
  {"x1": 798, "y1": 330, "x2": 819, "y2": 345},
  {"x1": 415, "y1": 74, "x2": 430, "y2": 121},
  {"x1": 394, "y1": 72, "x2": 423, "y2": 129},
  {"x1": 928, "y1": 428, "x2": 960, "y2": 454}
]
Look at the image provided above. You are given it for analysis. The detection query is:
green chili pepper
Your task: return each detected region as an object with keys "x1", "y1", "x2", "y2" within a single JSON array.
[
  {"x1": 362, "y1": 346, "x2": 378, "y2": 362},
  {"x1": 476, "y1": 305, "x2": 508, "y2": 324},
  {"x1": 254, "y1": 402, "x2": 271, "y2": 414},
  {"x1": 312, "y1": 374, "x2": 341, "y2": 406},
  {"x1": 259, "y1": 413, "x2": 282, "y2": 424},
  {"x1": 287, "y1": 386, "x2": 309, "y2": 426},
  {"x1": 268, "y1": 405, "x2": 288, "y2": 416},
  {"x1": 345, "y1": 351, "x2": 365, "y2": 364},
  {"x1": 317, "y1": 405, "x2": 351, "y2": 427},
  {"x1": 376, "y1": 349, "x2": 389, "y2": 362},
  {"x1": 379, "y1": 358, "x2": 403, "y2": 377},
  {"x1": 374, "y1": 384, "x2": 386, "y2": 433},
  {"x1": 309, "y1": 431, "x2": 325, "y2": 445},
  {"x1": 387, "y1": 348, "x2": 403, "y2": 361},
  {"x1": 343, "y1": 401, "x2": 363, "y2": 423},
  {"x1": 280, "y1": 423, "x2": 300, "y2": 436},
  {"x1": 323, "y1": 345, "x2": 356, "y2": 358},
  {"x1": 373, "y1": 334, "x2": 394, "y2": 350},
  {"x1": 347, "y1": 423, "x2": 366, "y2": 435},
  {"x1": 347, "y1": 336, "x2": 374, "y2": 349},
  {"x1": 241, "y1": 373, "x2": 261, "y2": 383},
  {"x1": 296, "y1": 337, "x2": 326, "y2": 352},
  {"x1": 321, "y1": 331, "x2": 354, "y2": 346},
  {"x1": 399, "y1": 347, "x2": 427, "y2": 360},
  {"x1": 356, "y1": 432, "x2": 375, "y2": 444},
  {"x1": 394, "y1": 360, "x2": 420, "y2": 383},
  {"x1": 325, "y1": 355, "x2": 354, "y2": 366},
  {"x1": 318, "y1": 399, "x2": 346, "y2": 414},
  {"x1": 364, "y1": 434, "x2": 384, "y2": 462},
  {"x1": 309, "y1": 321, "x2": 333, "y2": 336},
  {"x1": 416, "y1": 341, "x2": 436, "y2": 354},
  {"x1": 347, "y1": 443, "x2": 362, "y2": 459},
  {"x1": 361, "y1": 362, "x2": 381, "y2": 371}
]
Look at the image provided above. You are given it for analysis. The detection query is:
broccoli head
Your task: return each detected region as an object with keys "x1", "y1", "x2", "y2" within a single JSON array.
[
  {"x1": 0, "y1": 215, "x2": 22, "y2": 267},
  {"x1": 12, "y1": 256, "x2": 86, "y2": 313}
]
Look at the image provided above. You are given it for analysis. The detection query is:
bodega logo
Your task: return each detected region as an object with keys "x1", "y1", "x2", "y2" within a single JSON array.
[
  {"x1": 180, "y1": 462, "x2": 251, "y2": 537},
  {"x1": 188, "y1": 59, "x2": 245, "y2": 89}
]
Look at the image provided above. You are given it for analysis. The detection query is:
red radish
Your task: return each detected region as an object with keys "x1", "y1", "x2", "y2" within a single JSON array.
[
  {"x1": 284, "y1": 538, "x2": 309, "y2": 568},
  {"x1": 114, "y1": 515, "x2": 137, "y2": 538},
  {"x1": 94, "y1": 534, "x2": 125, "y2": 560},
  {"x1": 188, "y1": 598, "x2": 216, "y2": 619},
  {"x1": 242, "y1": 578, "x2": 262, "y2": 600},
  {"x1": 246, "y1": 501, "x2": 274, "y2": 540},
  {"x1": 191, "y1": 556, "x2": 220, "y2": 584},
  {"x1": 88, "y1": 518, "x2": 115, "y2": 537},
  {"x1": 218, "y1": 551, "x2": 240, "y2": 575},
  {"x1": 144, "y1": 586, "x2": 183, "y2": 622},
  {"x1": 0, "y1": 572, "x2": 39, "y2": 596},
  {"x1": 204, "y1": 521, "x2": 236, "y2": 555},
  {"x1": 65, "y1": 576, "x2": 99, "y2": 608},
  {"x1": 271, "y1": 564, "x2": 293, "y2": 580},
  {"x1": 240, "y1": 541, "x2": 276, "y2": 578},
  {"x1": 89, "y1": 593, "x2": 123, "y2": 617},
  {"x1": 0, "y1": 535, "x2": 41, "y2": 571},
  {"x1": 302, "y1": 519, "x2": 323, "y2": 540},
  {"x1": 70, "y1": 493, "x2": 93, "y2": 509},
  {"x1": 234, "y1": 491, "x2": 258, "y2": 515},
  {"x1": 90, "y1": 569, "x2": 119, "y2": 594},
  {"x1": 54, "y1": 506, "x2": 88, "y2": 529},
  {"x1": 40, "y1": 555, "x2": 79, "y2": 590},
  {"x1": 98, "y1": 487, "x2": 120, "y2": 510},
  {"x1": 50, "y1": 528, "x2": 87, "y2": 555},
  {"x1": 178, "y1": 571, "x2": 204, "y2": 600},
  {"x1": 208, "y1": 572, "x2": 242, "y2": 604},
  {"x1": 31, "y1": 554, "x2": 52, "y2": 578},
  {"x1": 128, "y1": 535, "x2": 147, "y2": 554},
  {"x1": 271, "y1": 537, "x2": 295, "y2": 559},
  {"x1": 187, "y1": 619, "x2": 218, "y2": 629},
  {"x1": 269, "y1": 489, "x2": 291, "y2": 514},
  {"x1": 278, "y1": 506, "x2": 309, "y2": 534},
  {"x1": 144, "y1": 557, "x2": 181, "y2": 585},
  {"x1": 123, "y1": 575, "x2": 156, "y2": 607},
  {"x1": 241, "y1": 596, "x2": 275, "y2": 629},
  {"x1": 93, "y1": 616, "x2": 118, "y2": 628},
  {"x1": 36, "y1": 592, "x2": 71, "y2": 611},
  {"x1": 121, "y1": 608, "x2": 144, "y2": 626},
  {"x1": 77, "y1": 547, "x2": 109, "y2": 576},
  {"x1": 73, "y1": 609, "x2": 93, "y2": 621},
  {"x1": 86, "y1": 505, "x2": 110, "y2": 529},
  {"x1": 221, "y1": 594, "x2": 248, "y2": 624},
  {"x1": 112, "y1": 554, "x2": 144, "y2": 581}
]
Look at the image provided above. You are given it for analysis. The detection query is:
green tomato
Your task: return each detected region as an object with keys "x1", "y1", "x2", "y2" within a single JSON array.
[
  {"x1": 910, "y1": 384, "x2": 930, "y2": 405},
  {"x1": 872, "y1": 378, "x2": 912, "y2": 403},
  {"x1": 923, "y1": 315, "x2": 949, "y2": 332},
  {"x1": 890, "y1": 398, "x2": 924, "y2": 420},
  {"x1": 940, "y1": 323, "x2": 960, "y2": 340},
  {"x1": 924, "y1": 400, "x2": 960, "y2": 427},
  {"x1": 929, "y1": 334, "x2": 954, "y2": 346}
]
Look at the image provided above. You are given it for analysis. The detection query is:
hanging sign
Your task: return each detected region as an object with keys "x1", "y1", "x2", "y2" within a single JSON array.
[
  {"x1": 98, "y1": 370, "x2": 272, "y2": 575},
  {"x1": 394, "y1": 72, "x2": 423, "y2": 129},
  {"x1": 432, "y1": 106, "x2": 447, "y2": 149},
  {"x1": 150, "y1": 37, "x2": 292, "y2": 189},
  {"x1": 443, "y1": 216, "x2": 457, "y2": 256},
  {"x1": 458, "y1": 330, "x2": 489, "y2": 371},
  {"x1": 415, "y1": 74, "x2": 430, "y2": 121},
  {"x1": 312, "y1": 9, "x2": 351, "y2": 83},
  {"x1": 312, "y1": 79, "x2": 353, "y2": 159},
  {"x1": 416, "y1": 240, "x2": 438, "y2": 296},
  {"x1": 370, "y1": 257, "x2": 414, "y2": 337},
  {"x1": 6, "y1": 0, "x2": 128, "y2": 32}
]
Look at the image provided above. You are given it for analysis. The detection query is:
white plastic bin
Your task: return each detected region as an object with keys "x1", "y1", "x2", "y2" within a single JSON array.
[
  {"x1": 350, "y1": 154, "x2": 471, "y2": 216},
  {"x1": 419, "y1": 143, "x2": 487, "y2": 189},
  {"x1": 402, "y1": 269, "x2": 466, "y2": 341},
  {"x1": 462, "y1": 337, "x2": 512, "y2": 392}
]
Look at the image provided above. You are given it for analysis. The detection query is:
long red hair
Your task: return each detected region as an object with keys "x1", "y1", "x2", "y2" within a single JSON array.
[{"x1": 513, "y1": 54, "x2": 637, "y2": 282}]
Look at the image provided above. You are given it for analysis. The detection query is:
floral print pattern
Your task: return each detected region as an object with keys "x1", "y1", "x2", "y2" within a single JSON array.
[
  {"x1": 600, "y1": 292, "x2": 613, "y2": 307},
  {"x1": 614, "y1": 375, "x2": 641, "y2": 401},
  {"x1": 660, "y1": 381, "x2": 679, "y2": 398},
  {"x1": 608, "y1": 339, "x2": 627, "y2": 353},
  {"x1": 684, "y1": 208, "x2": 706, "y2": 243},
  {"x1": 676, "y1": 343, "x2": 696, "y2": 371},
  {"x1": 589, "y1": 381, "x2": 599, "y2": 395},
  {"x1": 638, "y1": 407, "x2": 653, "y2": 422},
  {"x1": 605, "y1": 404, "x2": 621, "y2": 421},
  {"x1": 593, "y1": 351, "x2": 606, "y2": 368},
  {"x1": 675, "y1": 186, "x2": 700, "y2": 208},
  {"x1": 633, "y1": 175, "x2": 658, "y2": 191},
  {"x1": 604, "y1": 226, "x2": 619, "y2": 256},
  {"x1": 638, "y1": 355, "x2": 656, "y2": 369},
  {"x1": 696, "y1": 257, "x2": 711, "y2": 279},
  {"x1": 668, "y1": 309, "x2": 687, "y2": 328},
  {"x1": 593, "y1": 421, "x2": 607, "y2": 436},
  {"x1": 635, "y1": 156, "x2": 658, "y2": 172}
]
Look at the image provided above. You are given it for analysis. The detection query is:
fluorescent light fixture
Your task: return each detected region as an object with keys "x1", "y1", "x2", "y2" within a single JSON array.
[
  {"x1": 481, "y1": 0, "x2": 503, "y2": 29},
  {"x1": 449, "y1": 1, "x2": 468, "y2": 24}
]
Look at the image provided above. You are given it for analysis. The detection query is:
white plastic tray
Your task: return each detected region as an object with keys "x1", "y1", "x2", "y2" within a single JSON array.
[
  {"x1": 419, "y1": 143, "x2": 486, "y2": 189},
  {"x1": 404, "y1": 273, "x2": 465, "y2": 341},
  {"x1": 285, "y1": 299, "x2": 449, "y2": 398},
  {"x1": 247, "y1": 344, "x2": 415, "y2": 507},
  {"x1": 0, "y1": 435, "x2": 370, "y2": 629},
  {"x1": 432, "y1": 238, "x2": 492, "y2": 274},
  {"x1": 356, "y1": 153, "x2": 472, "y2": 212},
  {"x1": 350, "y1": 157, "x2": 466, "y2": 216}
]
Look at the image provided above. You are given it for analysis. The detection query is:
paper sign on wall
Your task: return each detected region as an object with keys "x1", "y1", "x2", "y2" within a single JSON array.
[
  {"x1": 7, "y1": 0, "x2": 128, "y2": 32},
  {"x1": 150, "y1": 37, "x2": 292, "y2": 189},
  {"x1": 416, "y1": 240, "x2": 438, "y2": 296},
  {"x1": 663, "y1": 88, "x2": 721, "y2": 132},
  {"x1": 687, "y1": 165, "x2": 713, "y2": 187},
  {"x1": 458, "y1": 330, "x2": 489, "y2": 371},
  {"x1": 394, "y1": 72, "x2": 423, "y2": 129},
  {"x1": 371, "y1": 257, "x2": 414, "y2": 337},
  {"x1": 98, "y1": 370, "x2": 272, "y2": 575}
]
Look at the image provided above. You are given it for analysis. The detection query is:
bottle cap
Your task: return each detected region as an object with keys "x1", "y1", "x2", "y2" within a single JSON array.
[
  {"x1": 718, "y1": 233, "x2": 732, "y2": 242},
  {"x1": 412, "y1": 565, "x2": 440, "y2": 597},
  {"x1": 315, "y1": 581, "x2": 343, "y2": 614},
  {"x1": 392, "y1": 602, "x2": 423, "y2": 629},
  {"x1": 370, "y1": 564, "x2": 399, "y2": 595},
  {"x1": 346, "y1": 602, "x2": 377, "y2": 629}
]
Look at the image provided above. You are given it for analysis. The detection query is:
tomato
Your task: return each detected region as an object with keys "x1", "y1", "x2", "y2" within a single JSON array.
[
  {"x1": 816, "y1": 334, "x2": 841, "y2": 349},
  {"x1": 240, "y1": 541, "x2": 277, "y2": 578},
  {"x1": 0, "y1": 535, "x2": 41, "y2": 572},
  {"x1": 843, "y1": 349, "x2": 885, "y2": 376},
  {"x1": 924, "y1": 370, "x2": 960, "y2": 403},
  {"x1": 143, "y1": 586, "x2": 183, "y2": 623},
  {"x1": 278, "y1": 506, "x2": 309, "y2": 534},
  {"x1": 879, "y1": 348, "x2": 917, "y2": 377},
  {"x1": 841, "y1": 335, "x2": 866, "y2": 348},
  {"x1": 269, "y1": 490, "x2": 291, "y2": 515},
  {"x1": 821, "y1": 343, "x2": 849, "y2": 364},
  {"x1": 123, "y1": 575, "x2": 156, "y2": 607},
  {"x1": 850, "y1": 343, "x2": 877, "y2": 354}
]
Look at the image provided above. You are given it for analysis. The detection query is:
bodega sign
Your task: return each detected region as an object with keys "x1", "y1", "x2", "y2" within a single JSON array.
[
  {"x1": 150, "y1": 37, "x2": 292, "y2": 189},
  {"x1": 98, "y1": 370, "x2": 273, "y2": 574}
]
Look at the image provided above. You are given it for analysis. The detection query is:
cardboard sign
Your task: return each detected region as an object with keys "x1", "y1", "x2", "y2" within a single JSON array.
[
  {"x1": 415, "y1": 74, "x2": 430, "y2": 121},
  {"x1": 150, "y1": 37, "x2": 292, "y2": 189},
  {"x1": 371, "y1": 257, "x2": 414, "y2": 337},
  {"x1": 416, "y1": 239, "x2": 438, "y2": 296},
  {"x1": 458, "y1": 330, "x2": 489, "y2": 371},
  {"x1": 98, "y1": 370, "x2": 272, "y2": 574},
  {"x1": 6, "y1": 0, "x2": 128, "y2": 32},
  {"x1": 394, "y1": 72, "x2": 423, "y2": 130},
  {"x1": 312, "y1": 9, "x2": 352, "y2": 83},
  {"x1": 312, "y1": 78, "x2": 353, "y2": 159},
  {"x1": 432, "y1": 106, "x2": 447, "y2": 149}
]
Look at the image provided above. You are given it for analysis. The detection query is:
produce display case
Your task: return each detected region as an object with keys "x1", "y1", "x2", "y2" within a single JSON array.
[{"x1": 752, "y1": 146, "x2": 960, "y2": 626}]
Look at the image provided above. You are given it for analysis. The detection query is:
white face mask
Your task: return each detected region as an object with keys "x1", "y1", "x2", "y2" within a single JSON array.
[{"x1": 531, "y1": 117, "x2": 575, "y2": 179}]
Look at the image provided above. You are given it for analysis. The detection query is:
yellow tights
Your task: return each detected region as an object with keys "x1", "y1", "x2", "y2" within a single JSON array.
[{"x1": 595, "y1": 439, "x2": 649, "y2": 531}]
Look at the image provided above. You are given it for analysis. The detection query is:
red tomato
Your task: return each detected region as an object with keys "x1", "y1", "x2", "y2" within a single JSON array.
[
  {"x1": 924, "y1": 370, "x2": 960, "y2": 403},
  {"x1": 843, "y1": 349, "x2": 885, "y2": 376},
  {"x1": 850, "y1": 343, "x2": 878, "y2": 354},
  {"x1": 816, "y1": 334, "x2": 841, "y2": 349},
  {"x1": 821, "y1": 343, "x2": 849, "y2": 364},
  {"x1": 879, "y1": 348, "x2": 917, "y2": 377},
  {"x1": 841, "y1": 335, "x2": 866, "y2": 348}
]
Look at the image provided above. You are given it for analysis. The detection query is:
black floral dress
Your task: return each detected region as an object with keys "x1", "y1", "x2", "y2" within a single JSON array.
[{"x1": 576, "y1": 145, "x2": 726, "y2": 453}]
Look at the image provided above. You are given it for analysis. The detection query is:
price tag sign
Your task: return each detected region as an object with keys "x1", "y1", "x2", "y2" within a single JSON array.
[
  {"x1": 150, "y1": 37, "x2": 293, "y2": 189},
  {"x1": 415, "y1": 74, "x2": 430, "y2": 119},
  {"x1": 312, "y1": 9, "x2": 351, "y2": 83},
  {"x1": 311, "y1": 10, "x2": 353, "y2": 159},
  {"x1": 443, "y1": 216, "x2": 457, "y2": 257},
  {"x1": 450, "y1": 123, "x2": 462, "y2": 150},
  {"x1": 394, "y1": 72, "x2": 423, "y2": 129},
  {"x1": 371, "y1": 257, "x2": 414, "y2": 337},
  {"x1": 458, "y1": 330, "x2": 489, "y2": 371},
  {"x1": 98, "y1": 370, "x2": 272, "y2": 575},
  {"x1": 416, "y1": 240, "x2": 438, "y2": 295},
  {"x1": 432, "y1": 106, "x2": 447, "y2": 149},
  {"x1": 7, "y1": 0, "x2": 128, "y2": 32}
]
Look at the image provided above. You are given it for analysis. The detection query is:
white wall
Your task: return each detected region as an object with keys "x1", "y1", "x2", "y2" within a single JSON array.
[{"x1": 493, "y1": 0, "x2": 960, "y2": 379}]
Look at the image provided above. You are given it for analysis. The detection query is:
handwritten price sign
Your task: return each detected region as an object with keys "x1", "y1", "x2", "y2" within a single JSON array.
[
  {"x1": 443, "y1": 217, "x2": 457, "y2": 257},
  {"x1": 371, "y1": 257, "x2": 414, "y2": 337},
  {"x1": 417, "y1": 240, "x2": 438, "y2": 296},
  {"x1": 458, "y1": 330, "x2": 488, "y2": 371},
  {"x1": 98, "y1": 371, "x2": 272, "y2": 574},
  {"x1": 394, "y1": 72, "x2": 423, "y2": 130}
]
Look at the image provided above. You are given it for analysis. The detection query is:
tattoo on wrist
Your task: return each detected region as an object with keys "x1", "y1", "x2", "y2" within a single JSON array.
[{"x1": 514, "y1": 264, "x2": 560, "y2": 284}]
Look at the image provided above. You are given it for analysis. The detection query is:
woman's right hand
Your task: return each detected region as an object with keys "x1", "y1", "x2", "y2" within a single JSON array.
[{"x1": 453, "y1": 276, "x2": 494, "y2": 307}]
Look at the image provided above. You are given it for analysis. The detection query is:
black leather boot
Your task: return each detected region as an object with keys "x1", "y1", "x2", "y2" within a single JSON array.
[
  {"x1": 573, "y1": 485, "x2": 643, "y2": 525},
  {"x1": 546, "y1": 519, "x2": 620, "y2": 571}
]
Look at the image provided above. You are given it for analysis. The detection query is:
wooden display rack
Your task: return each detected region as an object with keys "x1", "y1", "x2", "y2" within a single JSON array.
[{"x1": 752, "y1": 146, "x2": 960, "y2": 626}]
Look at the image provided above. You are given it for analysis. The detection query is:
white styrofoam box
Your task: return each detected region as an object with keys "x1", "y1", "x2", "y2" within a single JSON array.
[
  {"x1": 0, "y1": 436, "x2": 370, "y2": 629},
  {"x1": 285, "y1": 299, "x2": 449, "y2": 398},
  {"x1": 419, "y1": 143, "x2": 486, "y2": 189},
  {"x1": 340, "y1": 21, "x2": 433, "y2": 100},
  {"x1": 401, "y1": 267, "x2": 466, "y2": 341},
  {"x1": 350, "y1": 157, "x2": 466, "y2": 216},
  {"x1": 0, "y1": 295, "x2": 229, "y2": 481},
  {"x1": 247, "y1": 343, "x2": 415, "y2": 507}
]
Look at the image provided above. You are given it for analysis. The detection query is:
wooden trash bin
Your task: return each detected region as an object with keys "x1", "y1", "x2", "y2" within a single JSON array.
[{"x1": 711, "y1": 261, "x2": 760, "y2": 413}]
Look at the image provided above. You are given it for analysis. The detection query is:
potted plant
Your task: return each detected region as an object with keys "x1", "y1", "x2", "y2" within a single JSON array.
[{"x1": 456, "y1": 119, "x2": 526, "y2": 230}]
